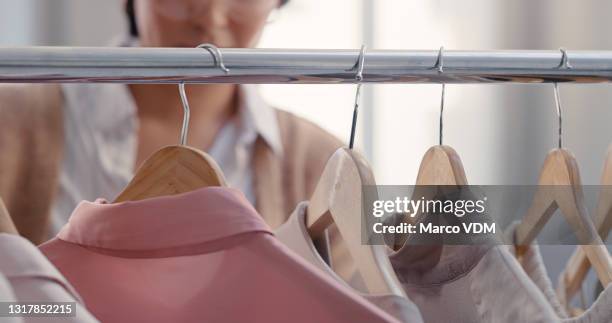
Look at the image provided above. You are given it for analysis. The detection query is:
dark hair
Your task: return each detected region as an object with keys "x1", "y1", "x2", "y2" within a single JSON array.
[{"x1": 126, "y1": 0, "x2": 289, "y2": 38}]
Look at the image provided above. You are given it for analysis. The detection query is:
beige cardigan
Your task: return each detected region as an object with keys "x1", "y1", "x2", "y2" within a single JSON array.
[{"x1": 0, "y1": 84, "x2": 343, "y2": 244}]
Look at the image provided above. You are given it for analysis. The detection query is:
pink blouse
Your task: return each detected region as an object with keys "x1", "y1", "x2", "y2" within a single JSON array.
[{"x1": 39, "y1": 187, "x2": 399, "y2": 323}]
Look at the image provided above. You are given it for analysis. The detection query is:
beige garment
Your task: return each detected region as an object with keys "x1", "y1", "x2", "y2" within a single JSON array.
[
  {"x1": 504, "y1": 222, "x2": 569, "y2": 318},
  {"x1": 505, "y1": 223, "x2": 612, "y2": 323},
  {"x1": 389, "y1": 242, "x2": 560, "y2": 323},
  {"x1": 0, "y1": 84, "x2": 64, "y2": 244},
  {"x1": 275, "y1": 202, "x2": 424, "y2": 323},
  {"x1": 556, "y1": 277, "x2": 612, "y2": 323}
]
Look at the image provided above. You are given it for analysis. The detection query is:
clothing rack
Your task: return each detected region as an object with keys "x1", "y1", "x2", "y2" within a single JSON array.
[{"x1": 2, "y1": 47, "x2": 612, "y2": 84}]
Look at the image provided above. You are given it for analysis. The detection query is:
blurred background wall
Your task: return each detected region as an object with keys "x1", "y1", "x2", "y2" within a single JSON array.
[{"x1": 1, "y1": 0, "x2": 611, "y2": 306}]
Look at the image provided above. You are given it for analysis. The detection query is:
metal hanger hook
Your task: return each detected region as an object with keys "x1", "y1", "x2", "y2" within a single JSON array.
[
  {"x1": 178, "y1": 82, "x2": 191, "y2": 146},
  {"x1": 197, "y1": 43, "x2": 230, "y2": 74},
  {"x1": 349, "y1": 44, "x2": 366, "y2": 150},
  {"x1": 436, "y1": 46, "x2": 445, "y2": 145},
  {"x1": 177, "y1": 44, "x2": 231, "y2": 146},
  {"x1": 558, "y1": 47, "x2": 573, "y2": 69},
  {"x1": 435, "y1": 46, "x2": 444, "y2": 74},
  {"x1": 439, "y1": 83, "x2": 446, "y2": 146},
  {"x1": 553, "y1": 47, "x2": 571, "y2": 149},
  {"x1": 553, "y1": 82, "x2": 563, "y2": 149}
]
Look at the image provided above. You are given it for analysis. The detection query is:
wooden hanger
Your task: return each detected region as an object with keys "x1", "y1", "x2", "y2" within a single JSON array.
[
  {"x1": 558, "y1": 144, "x2": 612, "y2": 301},
  {"x1": 414, "y1": 145, "x2": 467, "y2": 186},
  {"x1": 114, "y1": 45, "x2": 229, "y2": 202},
  {"x1": 305, "y1": 46, "x2": 405, "y2": 297},
  {"x1": 392, "y1": 145, "x2": 468, "y2": 250},
  {"x1": 514, "y1": 81, "x2": 612, "y2": 288},
  {"x1": 595, "y1": 144, "x2": 612, "y2": 237},
  {"x1": 114, "y1": 145, "x2": 226, "y2": 202},
  {"x1": 395, "y1": 52, "x2": 470, "y2": 250},
  {"x1": 306, "y1": 147, "x2": 406, "y2": 297},
  {"x1": 413, "y1": 49, "x2": 467, "y2": 189},
  {"x1": 114, "y1": 93, "x2": 226, "y2": 202}
]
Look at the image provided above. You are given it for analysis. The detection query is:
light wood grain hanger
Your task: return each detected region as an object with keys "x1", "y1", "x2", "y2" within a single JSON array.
[
  {"x1": 305, "y1": 46, "x2": 405, "y2": 297},
  {"x1": 514, "y1": 79, "x2": 612, "y2": 289},
  {"x1": 114, "y1": 44, "x2": 228, "y2": 202},
  {"x1": 391, "y1": 145, "x2": 468, "y2": 249},
  {"x1": 394, "y1": 47, "x2": 469, "y2": 250},
  {"x1": 306, "y1": 147, "x2": 406, "y2": 296},
  {"x1": 559, "y1": 144, "x2": 612, "y2": 302},
  {"x1": 595, "y1": 144, "x2": 612, "y2": 237}
]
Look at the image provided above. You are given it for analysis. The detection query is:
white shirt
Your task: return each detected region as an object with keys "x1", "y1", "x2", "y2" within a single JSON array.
[{"x1": 50, "y1": 83, "x2": 282, "y2": 236}]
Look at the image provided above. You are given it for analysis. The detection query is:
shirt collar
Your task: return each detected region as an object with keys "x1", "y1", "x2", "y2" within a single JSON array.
[
  {"x1": 116, "y1": 35, "x2": 283, "y2": 157},
  {"x1": 57, "y1": 187, "x2": 272, "y2": 251},
  {"x1": 235, "y1": 84, "x2": 283, "y2": 156}
]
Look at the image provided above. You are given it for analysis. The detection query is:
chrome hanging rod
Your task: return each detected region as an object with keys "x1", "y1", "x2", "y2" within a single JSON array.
[{"x1": 2, "y1": 47, "x2": 612, "y2": 84}]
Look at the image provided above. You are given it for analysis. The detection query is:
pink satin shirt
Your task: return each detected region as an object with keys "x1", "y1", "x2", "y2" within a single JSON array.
[{"x1": 40, "y1": 187, "x2": 399, "y2": 323}]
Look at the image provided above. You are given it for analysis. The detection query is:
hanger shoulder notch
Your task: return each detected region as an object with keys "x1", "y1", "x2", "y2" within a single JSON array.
[{"x1": 114, "y1": 145, "x2": 226, "y2": 203}]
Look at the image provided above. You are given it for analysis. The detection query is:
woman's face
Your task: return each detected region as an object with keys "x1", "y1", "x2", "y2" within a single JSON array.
[{"x1": 134, "y1": 0, "x2": 280, "y2": 48}]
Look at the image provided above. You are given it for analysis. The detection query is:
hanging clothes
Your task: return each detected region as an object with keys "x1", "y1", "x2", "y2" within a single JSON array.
[
  {"x1": 0, "y1": 233, "x2": 98, "y2": 323},
  {"x1": 556, "y1": 278, "x2": 612, "y2": 323},
  {"x1": 39, "y1": 187, "x2": 400, "y2": 323},
  {"x1": 388, "y1": 242, "x2": 560, "y2": 323},
  {"x1": 505, "y1": 223, "x2": 612, "y2": 323},
  {"x1": 275, "y1": 202, "x2": 424, "y2": 323}
]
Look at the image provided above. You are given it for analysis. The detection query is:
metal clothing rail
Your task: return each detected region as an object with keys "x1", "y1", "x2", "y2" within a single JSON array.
[{"x1": 2, "y1": 47, "x2": 612, "y2": 84}]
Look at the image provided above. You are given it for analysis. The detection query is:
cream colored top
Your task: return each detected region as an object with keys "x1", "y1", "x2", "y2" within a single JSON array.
[
  {"x1": 276, "y1": 202, "x2": 424, "y2": 323},
  {"x1": 505, "y1": 223, "x2": 612, "y2": 323}
]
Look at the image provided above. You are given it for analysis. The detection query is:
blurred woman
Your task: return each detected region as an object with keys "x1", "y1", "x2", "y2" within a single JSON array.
[{"x1": 0, "y1": 0, "x2": 341, "y2": 243}]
